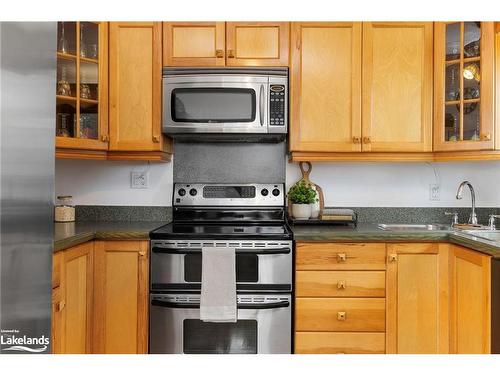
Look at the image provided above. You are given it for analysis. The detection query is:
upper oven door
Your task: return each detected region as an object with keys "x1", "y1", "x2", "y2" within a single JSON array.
[{"x1": 163, "y1": 75, "x2": 268, "y2": 134}]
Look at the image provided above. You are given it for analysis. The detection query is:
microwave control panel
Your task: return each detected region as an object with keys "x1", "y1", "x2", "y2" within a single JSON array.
[{"x1": 269, "y1": 85, "x2": 286, "y2": 127}]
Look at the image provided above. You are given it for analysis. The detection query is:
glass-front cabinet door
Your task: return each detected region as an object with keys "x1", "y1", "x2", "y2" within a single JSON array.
[
  {"x1": 434, "y1": 22, "x2": 494, "y2": 151},
  {"x1": 56, "y1": 22, "x2": 108, "y2": 152}
]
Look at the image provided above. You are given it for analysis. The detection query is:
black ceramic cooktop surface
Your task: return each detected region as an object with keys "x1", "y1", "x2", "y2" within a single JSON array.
[{"x1": 149, "y1": 223, "x2": 292, "y2": 240}]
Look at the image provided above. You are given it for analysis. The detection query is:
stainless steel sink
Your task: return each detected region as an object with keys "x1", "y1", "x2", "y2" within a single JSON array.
[
  {"x1": 378, "y1": 224, "x2": 450, "y2": 231},
  {"x1": 460, "y1": 230, "x2": 500, "y2": 242}
]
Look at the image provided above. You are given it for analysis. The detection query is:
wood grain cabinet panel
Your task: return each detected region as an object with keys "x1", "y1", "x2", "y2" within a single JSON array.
[
  {"x1": 296, "y1": 271, "x2": 385, "y2": 297},
  {"x1": 52, "y1": 242, "x2": 94, "y2": 354},
  {"x1": 295, "y1": 332, "x2": 385, "y2": 354},
  {"x1": 386, "y1": 243, "x2": 449, "y2": 354},
  {"x1": 225, "y1": 22, "x2": 289, "y2": 66},
  {"x1": 163, "y1": 22, "x2": 225, "y2": 66},
  {"x1": 362, "y1": 22, "x2": 433, "y2": 152},
  {"x1": 109, "y1": 22, "x2": 166, "y2": 153},
  {"x1": 296, "y1": 298, "x2": 386, "y2": 332},
  {"x1": 296, "y1": 242, "x2": 386, "y2": 271},
  {"x1": 290, "y1": 22, "x2": 362, "y2": 152},
  {"x1": 93, "y1": 241, "x2": 149, "y2": 354},
  {"x1": 450, "y1": 245, "x2": 491, "y2": 353}
]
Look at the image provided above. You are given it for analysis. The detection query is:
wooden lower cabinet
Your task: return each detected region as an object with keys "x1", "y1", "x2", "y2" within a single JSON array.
[
  {"x1": 52, "y1": 242, "x2": 94, "y2": 354},
  {"x1": 386, "y1": 243, "x2": 449, "y2": 354},
  {"x1": 93, "y1": 241, "x2": 149, "y2": 354},
  {"x1": 450, "y1": 245, "x2": 491, "y2": 354},
  {"x1": 295, "y1": 241, "x2": 493, "y2": 354},
  {"x1": 52, "y1": 240, "x2": 149, "y2": 354}
]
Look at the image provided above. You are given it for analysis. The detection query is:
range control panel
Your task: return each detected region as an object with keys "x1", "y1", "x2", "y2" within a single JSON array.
[
  {"x1": 269, "y1": 85, "x2": 286, "y2": 127},
  {"x1": 173, "y1": 183, "x2": 285, "y2": 206}
]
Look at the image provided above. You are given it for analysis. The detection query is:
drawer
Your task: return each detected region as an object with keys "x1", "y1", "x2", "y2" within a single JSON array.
[
  {"x1": 296, "y1": 271, "x2": 386, "y2": 297},
  {"x1": 296, "y1": 242, "x2": 386, "y2": 270},
  {"x1": 295, "y1": 298, "x2": 386, "y2": 332},
  {"x1": 295, "y1": 332, "x2": 385, "y2": 354},
  {"x1": 52, "y1": 252, "x2": 62, "y2": 289}
]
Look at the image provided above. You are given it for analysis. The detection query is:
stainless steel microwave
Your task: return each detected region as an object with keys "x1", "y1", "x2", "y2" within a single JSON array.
[{"x1": 162, "y1": 68, "x2": 288, "y2": 137}]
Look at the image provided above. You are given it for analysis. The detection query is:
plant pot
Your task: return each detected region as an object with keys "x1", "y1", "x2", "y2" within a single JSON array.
[{"x1": 292, "y1": 204, "x2": 312, "y2": 220}]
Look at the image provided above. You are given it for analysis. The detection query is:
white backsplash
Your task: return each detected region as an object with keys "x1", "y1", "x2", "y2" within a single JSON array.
[{"x1": 56, "y1": 158, "x2": 500, "y2": 207}]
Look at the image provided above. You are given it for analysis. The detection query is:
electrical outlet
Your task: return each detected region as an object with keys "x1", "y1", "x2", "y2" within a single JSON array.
[
  {"x1": 131, "y1": 171, "x2": 149, "y2": 189},
  {"x1": 429, "y1": 183, "x2": 440, "y2": 201}
]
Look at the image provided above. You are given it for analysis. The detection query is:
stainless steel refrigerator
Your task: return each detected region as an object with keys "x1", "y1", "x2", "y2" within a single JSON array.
[{"x1": 0, "y1": 22, "x2": 56, "y2": 354}]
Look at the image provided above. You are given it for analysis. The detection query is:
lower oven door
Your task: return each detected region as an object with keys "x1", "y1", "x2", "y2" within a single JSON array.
[{"x1": 149, "y1": 293, "x2": 291, "y2": 354}]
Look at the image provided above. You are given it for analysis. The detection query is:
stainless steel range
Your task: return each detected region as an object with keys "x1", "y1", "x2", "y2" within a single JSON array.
[{"x1": 149, "y1": 183, "x2": 292, "y2": 354}]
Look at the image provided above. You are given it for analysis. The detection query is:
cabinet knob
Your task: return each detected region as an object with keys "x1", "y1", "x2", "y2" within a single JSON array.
[
  {"x1": 352, "y1": 136, "x2": 361, "y2": 144},
  {"x1": 139, "y1": 251, "x2": 146, "y2": 257},
  {"x1": 227, "y1": 49, "x2": 235, "y2": 58},
  {"x1": 101, "y1": 134, "x2": 109, "y2": 142},
  {"x1": 388, "y1": 254, "x2": 397, "y2": 263},
  {"x1": 363, "y1": 136, "x2": 371, "y2": 144},
  {"x1": 482, "y1": 133, "x2": 491, "y2": 141},
  {"x1": 215, "y1": 49, "x2": 224, "y2": 58},
  {"x1": 337, "y1": 311, "x2": 346, "y2": 321},
  {"x1": 153, "y1": 135, "x2": 161, "y2": 143},
  {"x1": 337, "y1": 280, "x2": 346, "y2": 290},
  {"x1": 337, "y1": 253, "x2": 347, "y2": 262}
]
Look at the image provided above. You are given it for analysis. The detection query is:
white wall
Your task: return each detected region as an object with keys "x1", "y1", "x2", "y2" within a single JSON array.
[{"x1": 56, "y1": 158, "x2": 500, "y2": 207}]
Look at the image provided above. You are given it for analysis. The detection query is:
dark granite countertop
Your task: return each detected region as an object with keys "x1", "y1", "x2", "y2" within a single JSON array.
[
  {"x1": 291, "y1": 223, "x2": 500, "y2": 259},
  {"x1": 54, "y1": 221, "x2": 168, "y2": 252}
]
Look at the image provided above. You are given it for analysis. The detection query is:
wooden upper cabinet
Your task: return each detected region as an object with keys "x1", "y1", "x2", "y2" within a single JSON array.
[
  {"x1": 434, "y1": 22, "x2": 495, "y2": 151},
  {"x1": 55, "y1": 22, "x2": 109, "y2": 152},
  {"x1": 93, "y1": 241, "x2": 149, "y2": 354},
  {"x1": 52, "y1": 242, "x2": 94, "y2": 354},
  {"x1": 109, "y1": 22, "x2": 163, "y2": 152},
  {"x1": 225, "y1": 22, "x2": 289, "y2": 66},
  {"x1": 163, "y1": 22, "x2": 225, "y2": 66},
  {"x1": 290, "y1": 22, "x2": 362, "y2": 152},
  {"x1": 450, "y1": 245, "x2": 491, "y2": 354},
  {"x1": 362, "y1": 22, "x2": 433, "y2": 152},
  {"x1": 386, "y1": 243, "x2": 449, "y2": 354}
]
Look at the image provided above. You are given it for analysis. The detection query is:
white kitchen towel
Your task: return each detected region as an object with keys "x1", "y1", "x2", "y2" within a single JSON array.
[{"x1": 200, "y1": 247, "x2": 237, "y2": 322}]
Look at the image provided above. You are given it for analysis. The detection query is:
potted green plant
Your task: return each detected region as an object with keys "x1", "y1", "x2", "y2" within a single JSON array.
[{"x1": 287, "y1": 181, "x2": 317, "y2": 220}]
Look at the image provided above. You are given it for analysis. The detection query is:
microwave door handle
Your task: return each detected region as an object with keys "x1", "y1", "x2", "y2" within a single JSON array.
[{"x1": 259, "y1": 84, "x2": 265, "y2": 126}]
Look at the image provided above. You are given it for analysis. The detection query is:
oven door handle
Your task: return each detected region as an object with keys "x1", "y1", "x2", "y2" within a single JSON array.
[
  {"x1": 151, "y1": 299, "x2": 290, "y2": 310},
  {"x1": 151, "y1": 247, "x2": 291, "y2": 255}
]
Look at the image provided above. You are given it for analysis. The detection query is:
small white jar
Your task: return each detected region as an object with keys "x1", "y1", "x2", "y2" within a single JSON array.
[{"x1": 55, "y1": 195, "x2": 75, "y2": 222}]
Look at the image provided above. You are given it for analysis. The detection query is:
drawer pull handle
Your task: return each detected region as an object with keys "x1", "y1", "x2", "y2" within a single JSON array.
[
  {"x1": 337, "y1": 253, "x2": 348, "y2": 262},
  {"x1": 337, "y1": 311, "x2": 346, "y2": 321},
  {"x1": 388, "y1": 254, "x2": 397, "y2": 263},
  {"x1": 337, "y1": 280, "x2": 346, "y2": 289}
]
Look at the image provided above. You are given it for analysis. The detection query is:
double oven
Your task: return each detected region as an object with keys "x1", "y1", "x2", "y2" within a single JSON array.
[{"x1": 149, "y1": 183, "x2": 293, "y2": 354}]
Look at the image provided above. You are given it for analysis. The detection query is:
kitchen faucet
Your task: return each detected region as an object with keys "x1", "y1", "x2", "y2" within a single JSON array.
[{"x1": 456, "y1": 181, "x2": 478, "y2": 225}]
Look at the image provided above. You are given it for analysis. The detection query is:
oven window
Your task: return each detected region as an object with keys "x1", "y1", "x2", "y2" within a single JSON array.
[
  {"x1": 183, "y1": 319, "x2": 257, "y2": 354},
  {"x1": 184, "y1": 253, "x2": 258, "y2": 283},
  {"x1": 171, "y1": 88, "x2": 256, "y2": 123}
]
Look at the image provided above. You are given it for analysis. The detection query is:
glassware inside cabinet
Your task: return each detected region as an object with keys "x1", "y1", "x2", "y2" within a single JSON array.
[
  {"x1": 463, "y1": 102, "x2": 480, "y2": 141},
  {"x1": 80, "y1": 61, "x2": 98, "y2": 100},
  {"x1": 445, "y1": 63, "x2": 460, "y2": 101},
  {"x1": 445, "y1": 23, "x2": 461, "y2": 61},
  {"x1": 56, "y1": 58, "x2": 76, "y2": 97},
  {"x1": 57, "y1": 22, "x2": 77, "y2": 55},
  {"x1": 80, "y1": 22, "x2": 99, "y2": 60},
  {"x1": 80, "y1": 102, "x2": 98, "y2": 139},
  {"x1": 464, "y1": 22, "x2": 481, "y2": 58},
  {"x1": 56, "y1": 100, "x2": 76, "y2": 138},
  {"x1": 445, "y1": 104, "x2": 460, "y2": 142}
]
